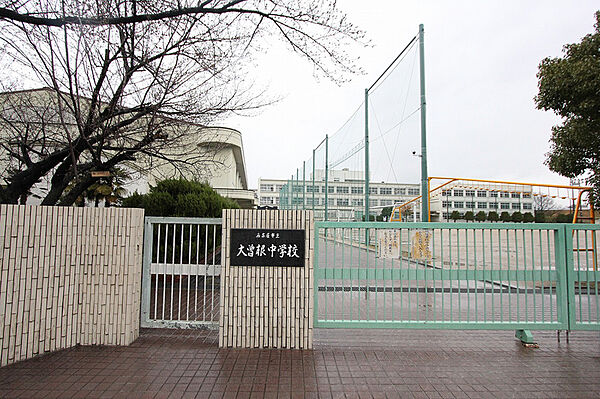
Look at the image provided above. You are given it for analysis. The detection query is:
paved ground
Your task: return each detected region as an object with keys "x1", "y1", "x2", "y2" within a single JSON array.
[{"x1": 1, "y1": 328, "x2": 599, "y2": 399}]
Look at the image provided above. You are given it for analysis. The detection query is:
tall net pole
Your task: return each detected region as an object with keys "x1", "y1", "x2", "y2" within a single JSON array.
[
  {"x1": 312, "y1": 150, "x2": 315, "y2": 215},
  {"x1": 302, "y1": 161, "x2": 306, "y2": 211},
  {"x1": 325, "y1": 134, "x2": 329, "y2": 221},
  {"x1": 364, "y1": 88, "x2": 370, "y2": 223},
  {"x1": 419, "y1": 23, "x2": 429, "y2": 222}
]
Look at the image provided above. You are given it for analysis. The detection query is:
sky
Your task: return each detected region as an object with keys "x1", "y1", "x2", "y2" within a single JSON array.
[{"x1": 224, "y1": 1, "x2": 600, "y2": 190}]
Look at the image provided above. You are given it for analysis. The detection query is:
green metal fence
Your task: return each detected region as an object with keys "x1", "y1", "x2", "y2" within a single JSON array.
[
  {"x1": 314, "y1": 222, "x2": 599, "y2": 335},
  {"x1": 567, "y1": 224, "x2": 600, "y2": 330}
]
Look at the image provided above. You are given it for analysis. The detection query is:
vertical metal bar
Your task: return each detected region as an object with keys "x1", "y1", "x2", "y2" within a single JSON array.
[
  {"x1": 187, "y1": 224, "x2": 192, "y2": 321},
  {"x1": 399, "y1": 227, "x2": 403, "y2": 322},
  {"x1": 153, "y1": 223, "x2": 160, "y2": 320},
  {"x1": 556, "y1": 226, "x2": 571, "y2": 329},
  {"x1": 530, "y1": 229, "x2": 535, "y2": 323},
  {"x1": 170, "y1": 224, "x2": 176, "y2": 320},
  {"x1": 342, "y1": 227, "x2": 346, "y2": 320},
  {"x1": 506, "y1": 228, "x2": 511, "y2": 322},
  {"x1": 499, "y1": 229, "x2": 503, "y2": 323},
  {"x1": 473, "y1": 228, "x2": 478, "y2": 322},
  {"x1": 332, "y1": 227, "x2": 337, "y2": 319},
  {"x1": 522, "y1": 229, "x2": 529, "y2": 323},
  {"x1": 539, "y1": 229, "x2": 545, "y2": 323},
  {"x1": 466, "y1": 227, "x2": 470, "y2": 322},
  {"x1": 173, "y1": 224, "x2": 185, "y2": 320},
  {"x1": 585, "y1": 229, "x2": 591, "y2": 323},
  {"x1": 195, "y1": 224, "x2": 200, "y2": 320},
  {"x1": 457, "y1": 228, "x2": 462, "y2": 322},
  {"x1": 515, "y1": 227, "x2": 520, "y2": 323},
  {"x1": 211, "y1": 224, "x2": 216, "y2": 322},
  {"x1": 351, "y1": 227, "x2": 355, "y2": 320},
  {"x1": 390, "y1": 230, "x2": 394, "y2": 322},
  {"x1": 203, "y1": 225, "x2": 208, "y2": 321},
  {"x1": 314, "y1": 223, "x2": 320, "y2": 326},
  {"x1": 141, "y1": 219, "x2": 154, "y2": 325},
  {"x1": 178, "y1": 224, "x2": 183, "y2": 320},
  {"x1": 419, "y1": 23, "x2": 429, "y2": 221},
  {"x1": 449, "y1": 227, "x2": 453, "y2": 322},
  {"x1": 431, "y1": 228, "x2": 436, "y2": 321},
  {"x1": 595, "y1": 230, "x2": 599, "y2": 325},
  {"x1": 441, "y1": 228, "x2": 445, "y2": 321},
  {"x1": 162, "y1": 224, "x2": 168, "y2": 320},
  {"x1": 482, "y1": 228, "x2": 487, "y2": 323},
  {"x1": 376, "y1": 228, "x2": 380, "y2": 322},
  {"x1": 577, "y1": 229, "x2": 583, "y2": 323},
  {"x1": 489, "y1": 228, "x2": 494, "y2": 323},
  {"x1": 325, "y1": 135, "x2": 329, "y2": 222},
  {"x1": 547, "y1": 229, "x2": 553, "y2": 323}
]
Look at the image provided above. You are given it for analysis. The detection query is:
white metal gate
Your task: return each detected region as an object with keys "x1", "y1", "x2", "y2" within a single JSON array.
[{"x1": 141, "y1": 217, "x2": 222, "y2": 328}]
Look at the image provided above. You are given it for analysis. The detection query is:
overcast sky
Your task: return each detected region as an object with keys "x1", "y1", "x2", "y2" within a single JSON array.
[{"x1": 224, "y1": 1, "x2": 599, "y2": 190}]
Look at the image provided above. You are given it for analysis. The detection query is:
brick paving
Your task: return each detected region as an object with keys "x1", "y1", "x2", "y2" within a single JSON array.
[{"x1": 0, "y1": 328, "x2": 599, "y2": 399}]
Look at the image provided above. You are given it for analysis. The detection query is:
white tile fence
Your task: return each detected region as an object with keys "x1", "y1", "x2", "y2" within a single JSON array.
[{"x1": 0, "y1": 205, "x2": 144, "y2": 367}]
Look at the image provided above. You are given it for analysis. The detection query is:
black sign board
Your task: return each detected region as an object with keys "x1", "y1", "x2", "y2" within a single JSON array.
[{"x1": 230, "y1": 229, "x2": 305, "y2": 267}]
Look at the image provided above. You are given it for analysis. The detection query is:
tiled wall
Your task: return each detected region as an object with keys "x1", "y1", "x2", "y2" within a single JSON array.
[
  {"x1": 219, "y1": 210, "x2": 314, "y2": 349},
  {"x1": 0, "y1": 205, "x2": 144, "y2": 367}
]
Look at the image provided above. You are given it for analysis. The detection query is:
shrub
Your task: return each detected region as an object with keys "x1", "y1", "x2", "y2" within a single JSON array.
[
  {"x1": 500, "y1": 211, "x2": 511, "y2": 222},
  {"x1": 523, "y1": 212, "x2": 534, "y2": 223},
  {"x1": 121, "y1": 179, "x2": 239, "y2": 217},
  {"x1": 464, "y1": 211, "x2": 475, "y2": 222},
  {"x1": 450, "y1": 210, "x2": 461, "y2": 222},
  {"x1": 475, "y1": 211, "x2": 487, "y2": 222},
  {"x1": 555, "y1": 213, "x2": 574, "y2": 223},
  {"x1": 511, "y1": 211, "x2": 523, "y2": 223},
  {"x1": 487, "y1": 211, "x2": 499, "y2": 222}
]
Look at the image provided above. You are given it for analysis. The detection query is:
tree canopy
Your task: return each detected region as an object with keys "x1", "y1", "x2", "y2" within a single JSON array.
[
  {"x1": 0, "y1": 0, "x2": 364, "y2": 205},
  {"x1": 535, "y1": 11, "x2": 600, "y2": 204}
]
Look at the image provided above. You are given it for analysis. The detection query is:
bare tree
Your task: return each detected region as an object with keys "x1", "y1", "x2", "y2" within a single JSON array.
[
  {"x1": 0, "y1": 0, "x2": 364, "y2": 205},
  {"x1": 533, "y1": 195, "x2": 557, "y2": 212}
]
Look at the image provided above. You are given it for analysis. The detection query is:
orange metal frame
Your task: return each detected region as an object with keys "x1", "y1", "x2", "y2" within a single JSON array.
[{"x1": 389, "y1": 176, "x2": 593, "y2": 223}]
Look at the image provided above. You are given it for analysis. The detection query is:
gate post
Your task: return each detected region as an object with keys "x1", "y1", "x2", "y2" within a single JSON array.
[
  {"x1": 140, "y1": 219, "x2": 154, "y2": 328},
  {"x1": 219, "y1": 209, "x2": 314, "y2": 349}
]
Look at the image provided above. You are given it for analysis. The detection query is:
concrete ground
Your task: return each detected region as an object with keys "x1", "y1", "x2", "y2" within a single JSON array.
[{"x1": 1, "y1": 328, "x2": 599, "y2": 399}]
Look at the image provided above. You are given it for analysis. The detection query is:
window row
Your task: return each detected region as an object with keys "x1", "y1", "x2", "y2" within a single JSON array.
[
  {"x1": 442, "y1": 201, "x2": 532, "y2": 210},
  {"x1": 280, "y1": 185, "x2": 419, "y2": 195},
  {"x1": 442, "y1": 189, "x2": 533, "y2": 199}
]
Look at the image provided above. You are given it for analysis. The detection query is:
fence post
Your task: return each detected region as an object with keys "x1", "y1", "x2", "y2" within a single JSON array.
[
  {"x1": 562, "y1": 225, "x2": 576, "y2": 331},
  {"x1": 555, "y1": 225, "x2": 571, "y2": 331},
  {"x1": 141, "y1": 219, "x2": 154, "y2": 327},
  {"x1": 325, "y1": 134, "x2": 329, "y2": 222}
]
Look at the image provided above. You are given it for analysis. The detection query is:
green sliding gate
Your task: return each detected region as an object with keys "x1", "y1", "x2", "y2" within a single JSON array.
[{"x1": 314, "y1": 222, "x2": 600, "y2": 338}]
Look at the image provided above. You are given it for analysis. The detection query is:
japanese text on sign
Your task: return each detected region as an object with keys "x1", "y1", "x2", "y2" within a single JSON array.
[
  {"x1": 377, "y1": 229, "x2": 401, "y2": 259},
  {"x1": 229, "y1": 229, "x2": 305, "y2": 267},
  {"x1": 410, "y1": 230, "x2": 432, "y2": 261}
]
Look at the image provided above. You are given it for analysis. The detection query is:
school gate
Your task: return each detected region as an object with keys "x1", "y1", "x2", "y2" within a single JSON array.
[{"x1": 140, "y1": 213, "x2": 600, "y2": 346}]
